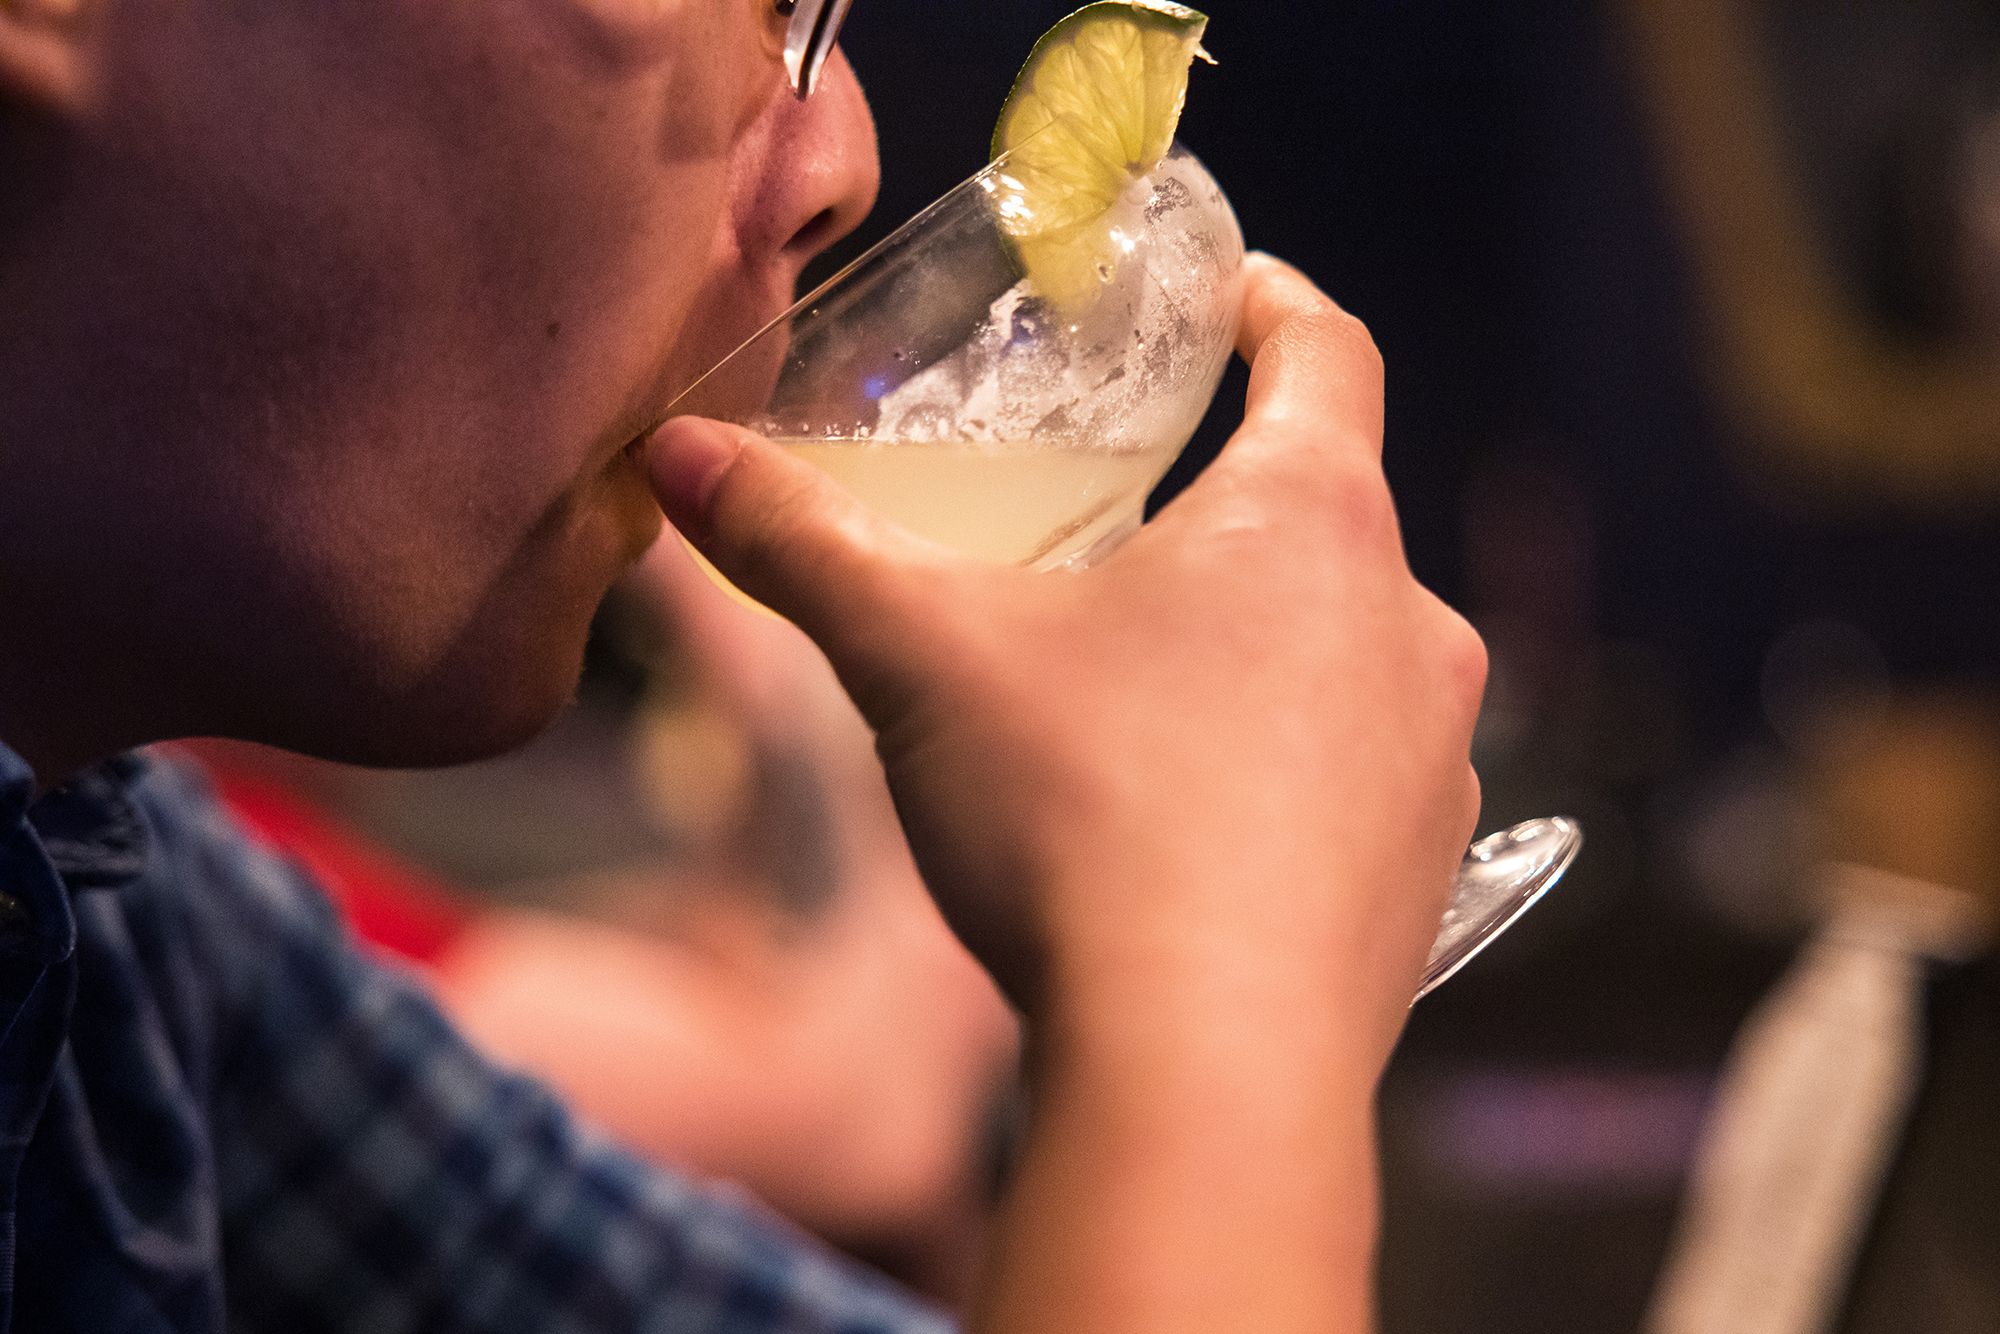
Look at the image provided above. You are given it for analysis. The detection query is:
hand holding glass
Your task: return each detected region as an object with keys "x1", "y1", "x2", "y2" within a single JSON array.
[{"x1": 668, "y1": 142, "x2": 1578, "y2": 997}]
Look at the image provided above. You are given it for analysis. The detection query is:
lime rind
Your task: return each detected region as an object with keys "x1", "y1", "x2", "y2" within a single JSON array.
[
  {"x1": 990, "y1": 1, "x2": 1211, "y2": 312},
  {"x1": 991, "y1": 1, "x2": 1210, "y2": 163}
]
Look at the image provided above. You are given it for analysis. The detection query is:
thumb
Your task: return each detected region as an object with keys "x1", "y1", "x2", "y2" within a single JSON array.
[{"x1": 645, "y1": 415, "x2": 943, "y2": 686}]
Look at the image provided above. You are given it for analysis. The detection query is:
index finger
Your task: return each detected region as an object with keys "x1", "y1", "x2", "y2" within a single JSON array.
[{"x1": 1231, "y1": 253, "x2": 1385, "y2": 460}]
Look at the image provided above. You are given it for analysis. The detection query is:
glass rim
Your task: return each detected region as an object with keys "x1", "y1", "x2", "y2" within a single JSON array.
[{"x1": 665, "y1": 132, "x2": 1203, "y2": 418}]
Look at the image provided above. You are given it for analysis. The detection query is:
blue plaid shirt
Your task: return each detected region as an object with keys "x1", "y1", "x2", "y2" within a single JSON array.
[{"x1": 0, "y1": 741, "x2": 954, "y2": 1333}]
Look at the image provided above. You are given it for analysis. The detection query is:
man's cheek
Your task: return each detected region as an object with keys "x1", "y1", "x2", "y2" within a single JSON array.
[
  {"x1": 533, "y1": 0, "x2": 691, "y2": 67},
  {"x1": 532, "y1": 0, "x2": 777, "y2": 144}
]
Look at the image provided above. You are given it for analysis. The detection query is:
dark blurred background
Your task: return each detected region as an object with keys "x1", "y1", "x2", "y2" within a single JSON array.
[{"x1": 826, "y1": 3, "x2": 2000, "y2": 1329}]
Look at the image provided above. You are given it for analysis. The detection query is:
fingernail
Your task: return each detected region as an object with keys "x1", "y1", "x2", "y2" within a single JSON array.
[{"x1": 646, "y1": 419, "x2": 743, "y2": 537}]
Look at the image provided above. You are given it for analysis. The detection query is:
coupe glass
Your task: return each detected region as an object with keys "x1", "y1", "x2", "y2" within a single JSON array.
[{"x1": 668, "y1": 141, "x2": 1579, "y2": 998}]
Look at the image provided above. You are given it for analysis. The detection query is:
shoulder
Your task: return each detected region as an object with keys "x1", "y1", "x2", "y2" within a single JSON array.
[{"x1": 108, "y1": 754, "x2": 956, "y2": 1334}]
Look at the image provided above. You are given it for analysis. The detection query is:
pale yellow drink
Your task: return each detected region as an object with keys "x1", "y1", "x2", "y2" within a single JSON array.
[{"x1": 776, "y1": 437, "x2": 1178, "y2": 568}]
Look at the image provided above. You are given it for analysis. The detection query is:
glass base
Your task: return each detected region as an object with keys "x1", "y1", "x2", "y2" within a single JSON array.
[{"x1": 1417, "y1": 816, "x2": 1581, "y2": 1000}]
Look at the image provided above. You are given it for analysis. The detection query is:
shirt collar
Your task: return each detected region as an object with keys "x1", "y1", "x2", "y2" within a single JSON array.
[
  {"x1": 0, "y1": 742, "x2": 151, "y2": 893},
  {"x1": 0, "y1": 743, "x2": 31, "y2": 833}
]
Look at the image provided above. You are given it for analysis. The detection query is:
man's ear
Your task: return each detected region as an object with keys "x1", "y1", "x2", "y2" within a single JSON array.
[{"x1": 0, "y1": 0, "x2": 94, "y2": 115}]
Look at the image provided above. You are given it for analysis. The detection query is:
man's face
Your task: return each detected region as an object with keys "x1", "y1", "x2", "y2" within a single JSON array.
[{"x1": 6, "y1": 0, "x2": 875, "y2": 766}]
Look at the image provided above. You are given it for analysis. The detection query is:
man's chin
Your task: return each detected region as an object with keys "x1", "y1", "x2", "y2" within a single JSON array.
[
  {"x1": 339, "y1": 711, "x2": 568, "y2": 771},
  {"x1": 266, "y1": 713, "x2": 550, "y2": 774},
  {"x1": 253, "y1": 653, "x2": 590, "y2": 773},
  {"x1": 227, "y1": 503, "x2": 653, "y2": 773}
]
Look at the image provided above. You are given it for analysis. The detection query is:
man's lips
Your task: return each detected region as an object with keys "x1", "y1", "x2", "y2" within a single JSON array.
[
  {"x1": 663, "y1": 325, "x2": 791, "y2": 426},
  {"x1": 610, "y1": 276, "x2": 802, "y2": 464},
  {"x1": 659, "y1": 274, "x2": 802, "y2": 421}
]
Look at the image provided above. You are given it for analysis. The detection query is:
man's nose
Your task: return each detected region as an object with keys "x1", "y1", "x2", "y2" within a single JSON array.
[{"x1": 733, "y1": 48, "x2": 880, "y2": 269}]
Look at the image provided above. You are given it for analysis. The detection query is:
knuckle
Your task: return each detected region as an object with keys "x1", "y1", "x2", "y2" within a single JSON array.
[
  {"x1": 1271, "y1": 306, "x2": 1374, "y2": 374},
  {"x1": 1286, "y1": 306, "x2": 1381, "y2": 384},
  {"x1": 1431, "y1": 604, "x2": 1490, "y2": 713},
  {"x1": 1343, "y1": 314, "x2": 1386, "y2": 387},
  {"x1": 1315, "y1": 458, "x2": 1398, "y2": 545},
  {"x1": 1238, "y1": 299, "x2": 1385, "y2": 449}
]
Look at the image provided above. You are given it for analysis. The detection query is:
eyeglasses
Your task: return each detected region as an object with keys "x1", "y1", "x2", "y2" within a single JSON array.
[{"x1": 777, "y1": 0, "x2": 855, "y2": 100}]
